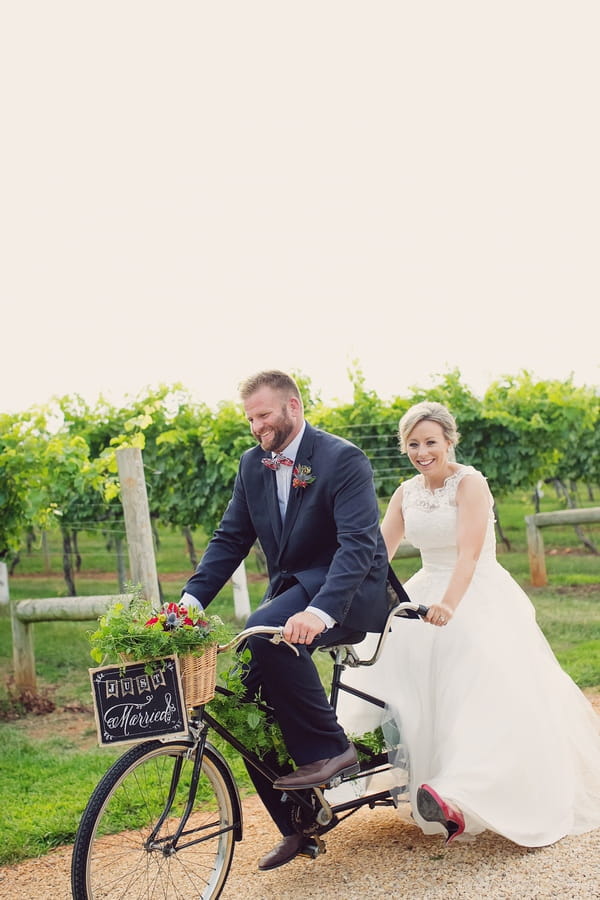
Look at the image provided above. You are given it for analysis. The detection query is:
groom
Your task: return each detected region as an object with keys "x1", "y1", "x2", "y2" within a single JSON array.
[{"x1": 181, "y1": 370, "x2": 390, "y2": 870}]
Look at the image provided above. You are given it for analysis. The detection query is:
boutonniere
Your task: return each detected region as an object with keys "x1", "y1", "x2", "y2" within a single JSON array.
[{"x1": 292, "y1": 465, "x2": 316, "y2": 489}]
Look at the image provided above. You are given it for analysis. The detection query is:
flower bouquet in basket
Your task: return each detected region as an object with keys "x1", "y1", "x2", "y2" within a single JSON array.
[{"x1": 89, "y1": 592, "x2": 230, "y2": 707}]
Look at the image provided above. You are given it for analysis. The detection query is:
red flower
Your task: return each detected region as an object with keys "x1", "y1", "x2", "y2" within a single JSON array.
[
  {"x1": 143, "y1": 602, "x2": 208, "y2": 632},
  {"x1": 292, "y1": 464, "x2": 316, "y2": 489}
]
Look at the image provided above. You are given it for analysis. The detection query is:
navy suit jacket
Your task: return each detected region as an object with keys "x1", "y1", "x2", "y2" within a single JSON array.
[{"x1": 183, "y1": 422, "x2": 390, "y2": 634}]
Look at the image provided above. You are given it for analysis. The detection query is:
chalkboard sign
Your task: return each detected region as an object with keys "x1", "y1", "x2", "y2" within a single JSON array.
[{"x1": 89, "y1": 655, "x2": 189, "y2": 746}]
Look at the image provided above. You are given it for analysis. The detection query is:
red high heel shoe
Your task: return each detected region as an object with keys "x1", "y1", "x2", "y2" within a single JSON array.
[{"x1": 416, "y1": 783, "x2": 465, "y2": 843}]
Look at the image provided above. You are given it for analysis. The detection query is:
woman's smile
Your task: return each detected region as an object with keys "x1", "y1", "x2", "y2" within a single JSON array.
[{"x1": 406, "y1": 420, "x2": 453, "y2": 488}]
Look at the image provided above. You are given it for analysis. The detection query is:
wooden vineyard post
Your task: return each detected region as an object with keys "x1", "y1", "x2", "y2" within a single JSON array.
[
  {"x1": 525, "y1": 515, "x2": 547, "y2": 587},
  {"x1": 116, "y1": 447, "x2": 161, "y2": 606}
]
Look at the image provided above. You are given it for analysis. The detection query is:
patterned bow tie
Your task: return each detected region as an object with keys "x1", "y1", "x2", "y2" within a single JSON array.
[{"x1": 261, "y1": 454, "x2": 294, "y2": 470}]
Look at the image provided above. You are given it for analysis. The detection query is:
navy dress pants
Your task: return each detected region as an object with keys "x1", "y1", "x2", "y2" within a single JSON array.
[{"x1": 241, "y1": 583, "x2": 364, "y2": 835}]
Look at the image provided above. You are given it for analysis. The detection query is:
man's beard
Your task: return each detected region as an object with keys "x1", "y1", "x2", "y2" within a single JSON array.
[{"x1": 257, "y1": 415, "x2": 294, "y2": 453}]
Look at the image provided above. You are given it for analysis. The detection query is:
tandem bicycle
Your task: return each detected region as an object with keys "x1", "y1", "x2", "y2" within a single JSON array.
[{"x1": 70, "y1": 599, "x2": 428, "y2": 899}]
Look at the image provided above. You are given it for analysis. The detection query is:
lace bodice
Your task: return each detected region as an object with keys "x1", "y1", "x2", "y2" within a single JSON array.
[{"x1": 401, "y1": 465, "x2": 497, "y2": 570}]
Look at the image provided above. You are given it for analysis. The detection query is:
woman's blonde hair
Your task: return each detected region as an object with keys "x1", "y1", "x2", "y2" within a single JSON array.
[{"x1": 398, "y1": 401, "x2": 460, "y2": 453}]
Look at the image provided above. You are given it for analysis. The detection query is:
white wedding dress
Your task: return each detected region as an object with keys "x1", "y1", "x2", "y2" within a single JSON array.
[{"x1": 337, "y1": 465, "x2": 600, "y2": 846}]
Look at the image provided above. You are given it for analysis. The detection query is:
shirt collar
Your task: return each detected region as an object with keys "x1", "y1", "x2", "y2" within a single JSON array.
[{"x1": 274, "y1": 422, "x2": 306, "y2": 463}]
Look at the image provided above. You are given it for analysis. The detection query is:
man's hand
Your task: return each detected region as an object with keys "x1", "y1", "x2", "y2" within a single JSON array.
[{"x1": 283, "y1": 610, "x2": 326, "y2": 645}]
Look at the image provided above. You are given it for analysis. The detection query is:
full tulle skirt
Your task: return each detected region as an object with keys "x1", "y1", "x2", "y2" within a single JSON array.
[{"x1": 337, "y1": 561, "x2": 600, "y2": 846}]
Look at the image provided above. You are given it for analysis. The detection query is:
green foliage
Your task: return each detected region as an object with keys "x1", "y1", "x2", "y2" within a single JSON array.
[
  {"x1": 2, "y1": 367, "x2": 599, "y2": 587},
  {"x1": 88, "y1": 591, "x2": 230, "y2": 665},
  {"x1": 311, "y1": 366, "x2": 413, "y2": 497},
  {"x1": 0, "y1": 413, "x2": 35, "y2": 556},
  {"x1": 309, "y1": 366, "x2": 600, "y2": 504},
  {"x1": 284, "y1": 369, "x2": 321, "y2": 413},
  {"x1": 152, "y1": 401, "x2": 213, "y2": 532},
  {"x1": 407, "y1": 368, "x2": 483, "y2": 424},
  {"x1": 476, "y1": 372, "x2": 596, "y2": 495},
  {"x1": 59, "y1": 385, "x2": 220, "y2": 568},
  {"x1": 0, "y1": 408, "x2": 106, "y2": 560},
  {"x1": 208, "y1": 648, "x2": 291, "y2": 767},
  {"x1": 195, "y1": 401, "x2": 255, "y2": 534},
  {"x1": 210, "y1": 646, "x2": 395, "y2": 769},
  {"x1": 350, "y1": 726, "x2": 388, "y2": 760}
]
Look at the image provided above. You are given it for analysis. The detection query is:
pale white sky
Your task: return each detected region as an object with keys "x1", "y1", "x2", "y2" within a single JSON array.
[{"x1": 1, "y1": 2, "x2": 598, "y2": 416}]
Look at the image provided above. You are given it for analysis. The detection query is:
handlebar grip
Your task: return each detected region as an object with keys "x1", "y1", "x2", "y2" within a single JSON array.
[{"x1": 393, "y1": 601, "x2": 429, "y2": 620}]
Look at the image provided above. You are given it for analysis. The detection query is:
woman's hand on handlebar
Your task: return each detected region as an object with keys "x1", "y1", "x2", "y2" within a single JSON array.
[{"x1": 424, "y1": 603, "x2": 454, "y2": 628}]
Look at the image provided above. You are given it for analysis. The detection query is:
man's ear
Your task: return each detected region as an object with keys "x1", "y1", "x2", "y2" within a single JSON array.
[{"x1": 289, "y1": 395, "x2": 302, "y2": 417}]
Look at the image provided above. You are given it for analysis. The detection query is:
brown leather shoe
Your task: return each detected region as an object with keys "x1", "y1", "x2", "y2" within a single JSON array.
[
  {"x1": 273, "y1": 744, "x2": 359, "y2": 790},
  {"x1": 258, "y1": 833, "x2": 305, "y2": 870}
]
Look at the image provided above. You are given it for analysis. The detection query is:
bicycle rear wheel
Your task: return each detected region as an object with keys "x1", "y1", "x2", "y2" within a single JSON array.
[{"x1": 71, "y1": 739, "x2": 240, "y2": 900}]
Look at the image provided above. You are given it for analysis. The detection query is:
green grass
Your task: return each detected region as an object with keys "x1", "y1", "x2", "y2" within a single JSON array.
[
  {"x1": 0, "y1": 726, "x2": 121, "y2": 863},
  {"x1": 526, "y1": 586, "x2": 600, "y2": 687},
  {"x1": 556, "y1": 641, "x2": 600, "y2": 688},
  {"x1": 1, "y1": 500, "x2": 599, "y2": 866}
]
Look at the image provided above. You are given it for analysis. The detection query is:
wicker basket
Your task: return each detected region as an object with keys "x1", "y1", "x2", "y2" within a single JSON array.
[
  {"x1": 117, "y1": 644, "x2": 218, "y2": 708},
  {"x1": 179, "y1": 644, "x2": 218, "y2": 707}
]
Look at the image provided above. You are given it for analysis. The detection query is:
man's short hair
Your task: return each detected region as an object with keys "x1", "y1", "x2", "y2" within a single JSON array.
[{"x1": 239, "y1": 370, "x2": 301, "y2": 402}]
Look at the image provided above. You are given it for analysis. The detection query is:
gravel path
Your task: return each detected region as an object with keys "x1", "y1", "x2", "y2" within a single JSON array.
[
  {"x1": 2, "y1": 796, "x2": 600, "y2": 899},
  {"x1": 2, "y1": 692, "x2": 600, "y2": 899}
]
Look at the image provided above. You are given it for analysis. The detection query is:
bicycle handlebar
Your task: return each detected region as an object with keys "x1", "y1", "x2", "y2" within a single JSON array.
[
  {"x1": 218, "y1": 625, "x2": 300, "y2": 656},
  {"x1": 217, "y1": 602, "x2": 430, "y2": 657}
]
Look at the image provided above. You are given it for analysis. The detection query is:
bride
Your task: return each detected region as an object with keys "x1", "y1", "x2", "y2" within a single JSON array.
[{"x1": 338, "y1": 400, "x2": 600, "y2": 846}]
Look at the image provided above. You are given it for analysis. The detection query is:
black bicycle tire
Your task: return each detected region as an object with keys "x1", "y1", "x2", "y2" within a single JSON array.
[{"x1": 71, "y1": 739, "x2": 238, "y2": 900}]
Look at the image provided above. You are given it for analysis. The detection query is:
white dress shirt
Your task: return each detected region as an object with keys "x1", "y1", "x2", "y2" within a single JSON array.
[
  {"x1": 272, "y1": 424, "x2": 305, "y2": 520},
  {"x1": 273, "y1": 425, "x2": 335, "y2": 630}
]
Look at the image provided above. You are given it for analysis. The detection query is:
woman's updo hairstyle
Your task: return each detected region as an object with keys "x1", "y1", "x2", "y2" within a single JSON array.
[{"x1": 398, "y1": 401, "x2": 460, "y2": 454}]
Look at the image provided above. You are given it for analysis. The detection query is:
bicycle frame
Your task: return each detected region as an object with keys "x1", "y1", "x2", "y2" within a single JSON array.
[
  {"x1": 197, "y1": 623, "x2": 418, "y2": 836},
  {"x1": 162, "y1": 601, "x2": 426, "y2": 843}
]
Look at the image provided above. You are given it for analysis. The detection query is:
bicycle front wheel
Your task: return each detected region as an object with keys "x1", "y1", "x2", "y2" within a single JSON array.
[{"x1": 71, "y1": 739, "x2": 240, "y2": 900}]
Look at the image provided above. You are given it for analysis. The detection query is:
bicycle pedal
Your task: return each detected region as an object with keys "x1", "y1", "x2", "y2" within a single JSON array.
[
  {"x1": 299, "y1": 835, "x2": 326, "y2": 859},
  {"x1": 327, "y1": 761, "x2": 360, "y2": 789}
]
